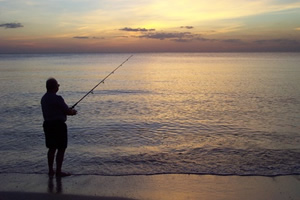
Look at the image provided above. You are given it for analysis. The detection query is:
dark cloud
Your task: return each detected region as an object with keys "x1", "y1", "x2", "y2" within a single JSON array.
[
  {"x1": 92, "y1": 36, "x2": 105, "y2": 40},
  {"x1": 173, "y1": 38, "x2": 190, "y2": 42},
  {"x1": 119, "y1": 27, "x2": 155, "y2": 32},
  {"x1": 180, "y1": 26, "x2": 194, "y2": 29},
  {"x1": 139, "y1": 32, "x2": 192, "y2": 40},
  {"x1": 138, "y1": 31, "x2": 245, "y2": 45},
  {"x1": 73, "y1": 36, "x2": 105, "y2": 40},
  {"x1": 139, "y1": 31, "x2": 212, "y2": 42},
  {"x1": 195, "y1": 37, "x2": 215, "y2": 42},
  {"x1": 0, "y1": 23, "x2": 23, "y2": 28},
  {"x1": 254, "y1": 39, "x2": 299, "y2": 45},
  {"x1": 222, "y1": 39, "x2": 243, "y2": 44},
  {"x1": 73, "y1": 36, "x2": 89, "y2": 39}
]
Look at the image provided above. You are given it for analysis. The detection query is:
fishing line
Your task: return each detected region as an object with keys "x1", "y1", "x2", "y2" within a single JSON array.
[{"x1": 71, "y1": 55, "x2": 133, "y2": 109}]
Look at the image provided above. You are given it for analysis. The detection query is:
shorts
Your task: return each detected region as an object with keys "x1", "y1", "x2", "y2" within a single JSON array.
[{"x1": 43, "y1": 121, "x2": 68, "y2": 149}]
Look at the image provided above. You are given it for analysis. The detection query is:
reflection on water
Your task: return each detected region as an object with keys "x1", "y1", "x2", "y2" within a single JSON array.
[{"x1": 48, "y1": 177, "x2": 63, "y2": 194}]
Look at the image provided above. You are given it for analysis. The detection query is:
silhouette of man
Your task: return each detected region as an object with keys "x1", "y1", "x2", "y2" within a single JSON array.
[{"x1": 41, "y1": 78, "x2": 77, "y2": 177}]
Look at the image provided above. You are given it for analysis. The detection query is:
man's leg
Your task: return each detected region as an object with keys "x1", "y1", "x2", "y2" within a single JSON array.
[
  {"x1": 47, "y1": 148, "x2": 56, "y2": 176},
  {"x1": 56, "y1": 148, "x2": 70, "y2": 177}
]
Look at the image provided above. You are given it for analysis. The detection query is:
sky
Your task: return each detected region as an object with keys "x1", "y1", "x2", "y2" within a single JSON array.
[{"x1": 1, "y1": 0, "x2": 300, "y2": 53}]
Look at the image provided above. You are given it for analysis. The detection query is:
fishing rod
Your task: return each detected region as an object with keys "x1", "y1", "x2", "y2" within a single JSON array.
[{"x1": 71, "y1": 55, "x2": 133, "y2": 109}]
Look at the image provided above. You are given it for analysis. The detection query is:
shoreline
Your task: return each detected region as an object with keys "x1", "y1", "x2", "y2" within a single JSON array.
[{"x1": 0, "y1": 173, "x2": 299, "y2": 200}]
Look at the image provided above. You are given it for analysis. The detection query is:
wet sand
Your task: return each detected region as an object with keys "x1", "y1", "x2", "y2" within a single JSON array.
[{"x1": 0, "y1": 173, "x2": 299, "y2": 200}]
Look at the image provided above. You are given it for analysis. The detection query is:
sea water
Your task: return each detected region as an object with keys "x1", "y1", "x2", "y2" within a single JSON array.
[{"x1": 0, "y1": 53, "x2": 299, "y2": 176}]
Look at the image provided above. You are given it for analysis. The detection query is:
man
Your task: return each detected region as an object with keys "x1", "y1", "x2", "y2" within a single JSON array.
[{"x1": 41, "y1": 78, "x2": 77, "y2": 177}]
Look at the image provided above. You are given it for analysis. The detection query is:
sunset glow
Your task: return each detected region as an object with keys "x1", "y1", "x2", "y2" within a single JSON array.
[{"x1": 1, "y1": 0, "x2": 300, "y2": 53}]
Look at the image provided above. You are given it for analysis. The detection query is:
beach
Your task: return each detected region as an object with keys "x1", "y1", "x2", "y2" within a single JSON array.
[{"x1": 0, "y1": 173, "x2": 299, "y2": 200}]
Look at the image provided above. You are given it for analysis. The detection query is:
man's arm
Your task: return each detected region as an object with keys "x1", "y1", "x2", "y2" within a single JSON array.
[{"x1": 57, "y1": 96, "x2": 77, "y2": 116}]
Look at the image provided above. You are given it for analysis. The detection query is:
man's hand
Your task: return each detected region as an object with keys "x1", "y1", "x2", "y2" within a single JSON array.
[{"x1": 67, "y1": 108, "x2": 77, "y2": 116}]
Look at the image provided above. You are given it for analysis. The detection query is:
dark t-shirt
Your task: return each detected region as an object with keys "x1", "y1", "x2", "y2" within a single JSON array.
[{"x1": 41, "y1": 92, "x2": 69, "y2": 122}]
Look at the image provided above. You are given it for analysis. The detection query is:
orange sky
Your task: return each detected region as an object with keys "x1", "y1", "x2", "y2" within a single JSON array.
[{"x1": 1, "y1": 0, "x2": 300, "y2": 53}]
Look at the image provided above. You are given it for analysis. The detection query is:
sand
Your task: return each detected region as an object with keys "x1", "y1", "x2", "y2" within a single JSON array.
[{"x1": 0, "y1": 173, "x2": 299, "y2": 200}]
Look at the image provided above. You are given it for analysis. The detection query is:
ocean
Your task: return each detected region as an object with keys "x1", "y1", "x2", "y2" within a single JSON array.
[{"x1": 0, "y1": 53, "x2": 299, "y2": 176}]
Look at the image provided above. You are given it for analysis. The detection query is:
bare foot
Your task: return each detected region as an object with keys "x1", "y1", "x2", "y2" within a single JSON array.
[
  {"x1": 48, "y1": 170, "x2": 55, "y2": 177},
  {"x1": 56, "y1": 172, "x2": 71, "y2": 177}
]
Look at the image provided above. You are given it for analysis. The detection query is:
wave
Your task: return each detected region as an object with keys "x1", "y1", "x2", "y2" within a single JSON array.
[
  {"x1": 1, "y1": 147, "x2": 299, "y2": 177},
  {"x1": 1, "y1": 171, "x2": 299, "y2": 177}
]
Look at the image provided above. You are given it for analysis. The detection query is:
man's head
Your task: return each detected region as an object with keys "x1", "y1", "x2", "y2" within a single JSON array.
[{"x1": 46, "y1": 78, "x2": 59, "y2": 93}]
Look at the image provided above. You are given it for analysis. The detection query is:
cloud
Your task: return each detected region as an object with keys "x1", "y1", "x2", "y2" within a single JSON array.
[
  {"x1": 119, "y1": 27, "x2": 155, "y2": 32},
  {"x1": 295, "y1": 27, "x2": 300, "y2": 31},
  {"x1": 180, "y1": 26, "x2": 194, "y2": 29},
  {"x1": 92, "y1": 36, "x2": 105, "y2": 40},
  {"x1": 138, "y1": 31, "x2": 246, "y2": 45},
  {"x1": 0, "y1": 23, "x2": 23, "y2": 28},
  {"x1": 254, "y1": 39, "x2": 299, "y2": 45},
  {"x1": 73, "y1": 36, "x2": 89, "y2": 39},
  {"x1": 73, "y1": 36, "x2": 105, "y2": 40},
  {"x1": 139, "y1": 32, "x2": 192, "y2": 40},
  {"x1": 222, "y1": 39, "x2": 243, "y2": 44},
  {"x1": 138, "y1": 31, "x2": 213, "y2": 42}
]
